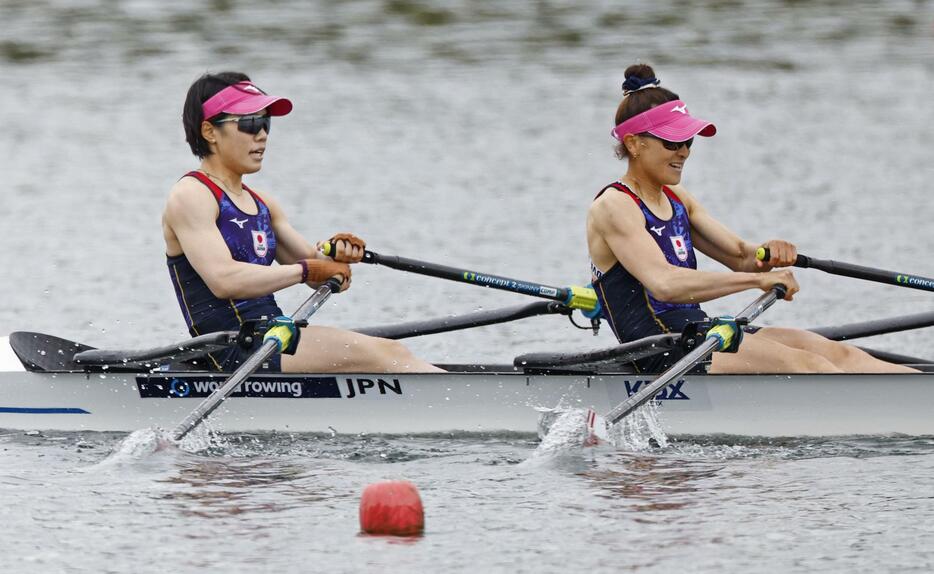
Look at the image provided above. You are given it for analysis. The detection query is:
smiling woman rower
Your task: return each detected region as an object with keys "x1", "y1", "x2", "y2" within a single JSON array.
[
  {"x1": 163, "y1": 71, "x2": 441, "y2": 373},
  {"x1": 587, "y1": 64, "x2": 914, "y2": 374}
]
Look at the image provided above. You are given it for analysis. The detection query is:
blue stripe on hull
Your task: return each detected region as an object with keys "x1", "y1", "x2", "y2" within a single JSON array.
[{"x1": 0, "y1": 407, "x2": 90, "y2": 414}]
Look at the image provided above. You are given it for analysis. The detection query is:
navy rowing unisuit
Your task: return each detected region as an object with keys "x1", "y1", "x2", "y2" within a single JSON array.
[
  {"x1": 167, "y1": 171, "x2": 283, "y2": 371},
  {"x1": 592, "y1": 182, "x2": 707, "y2": 373}
]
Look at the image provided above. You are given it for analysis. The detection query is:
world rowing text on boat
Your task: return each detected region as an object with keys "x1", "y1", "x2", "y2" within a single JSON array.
[{"x1": 136, "y1": 376, "x2": 405, "y2": 399}]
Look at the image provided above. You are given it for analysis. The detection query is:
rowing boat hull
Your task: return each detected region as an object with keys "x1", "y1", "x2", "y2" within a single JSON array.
[{"x1": 1, "y1": 368, "x2": 932, "y2": 436}]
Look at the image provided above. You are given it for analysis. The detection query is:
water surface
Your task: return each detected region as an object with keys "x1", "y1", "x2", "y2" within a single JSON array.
[{"x1": 3, "y1": 1, "x2": 934, "y2": 572}]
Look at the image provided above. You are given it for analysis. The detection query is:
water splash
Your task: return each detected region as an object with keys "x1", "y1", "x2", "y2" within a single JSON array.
[
  {"x1": 531, "y1": 400, "x2": 670, "y2": 458},
  {"x1": 88, "y1": 427, "x2": 176, "y2": 470},
  {"x1": 528, "y1": 408, "x2": 593, "y2": 459},
  {"x1": 606, "y1": 401, "x2": 669, "y2": 451},
  {"x1": 174, "y1": 421, "x2": 230, "y2": 454},
  {"x1": 85, "y1": 420, "x2": 230, "y2": 470}
]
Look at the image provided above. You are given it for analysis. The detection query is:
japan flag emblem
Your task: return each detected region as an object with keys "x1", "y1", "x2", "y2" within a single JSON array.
[
  {"x1": 670, "y1": 235, "x2": 689, "y2": 262},
  {"x1": 252, "y1": 229, "x2": 268, "y2": 257}
]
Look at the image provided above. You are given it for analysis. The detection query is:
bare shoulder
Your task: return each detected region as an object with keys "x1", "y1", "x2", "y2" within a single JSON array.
[
  {"x1": 165, "y1": 176, "x2": 218, "y2": 223},
  {"x1": 589, "y1": 187, "x2": 643, "y2": 230}
]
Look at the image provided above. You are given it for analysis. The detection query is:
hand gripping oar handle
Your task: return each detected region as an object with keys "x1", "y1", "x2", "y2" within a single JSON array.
[
  {"x1": 605, "y1": 285, "x2": 786, "y2": 425},
  {"x1": 171, "y1": 278, "x2": 342, "y2": 442},
  {"x1": 757, "y1": 247, "x2": 934, "y2": 293},
  {"x1": 322, "y1": 243, "x2": 598, "y2": 312}
]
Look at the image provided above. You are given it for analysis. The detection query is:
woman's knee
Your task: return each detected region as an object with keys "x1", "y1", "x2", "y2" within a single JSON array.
[
  {"x1": 821, "y1": 341, "x2": 867, "y2": 365},
  {"x1": 375, "y1": 337, "x2": 410, "y2": 356},
  {"x1": 712, "y1": 337, "x2": 843, "y2": 374},
  {"x1": 790, "y1": 349, "x2": 843, "y2": 373}
]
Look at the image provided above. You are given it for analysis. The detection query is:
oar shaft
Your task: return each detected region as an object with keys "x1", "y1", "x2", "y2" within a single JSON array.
[
  {"x1": 810, "y1": 310, "x2": 934, "y2": 341},
  {"x1": 758, "y1": 248, "x2": 934, "y2": 293},
  {"x1": 360, "y1": 250, "x2": 597, "y2": 310},
  {"x1": 799, "y1": 255, "x2": 934, "y2": 292},
  {"x1": 171, "y1": 338, "x2": 279, "y2": 441},
  {"x1": 354, "y1": 301, "x2": 567, "y2": 340},
  {"x1": 171, "y1": 279, "x2": 340, "y2": 442},
  {"x1": 606, "y1": 287, "x2": 783, "y2": 425},
  {"x1": 605, "y1": 339, "x2": 716, "y2": 425}
]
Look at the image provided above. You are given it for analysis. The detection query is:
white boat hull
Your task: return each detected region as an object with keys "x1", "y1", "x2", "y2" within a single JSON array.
[{"x1": 1, "y1": 368, "x2": 931, "y2": 437}]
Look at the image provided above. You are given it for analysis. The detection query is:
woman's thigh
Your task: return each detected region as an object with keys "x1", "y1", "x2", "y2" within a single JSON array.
[
  {"x1": 710, "y1": 331, "x2": 843, "y2": 374},
  {"x1": 281, "y1": 325, "x2": 440, "y2": 373},
  {"x1": 752, "y1": 326, "x2": 918, "y2": 373},
  {"x1": 753, "y1": 326, "x2": 847, "y2": 356}
]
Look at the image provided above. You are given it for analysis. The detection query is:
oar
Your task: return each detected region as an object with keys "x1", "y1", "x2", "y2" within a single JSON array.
[
  {"x1": 604, "y1": 286, "x2": 787, "y2": 425},
  {"x1": 322, "y1": 244, "x2": 598, "y2": 312},
  {"x1": 757, "y1": 247, "x2": 934, "y2": 293},
  {"x1": 810, "y1": 310, "x2": 934, "y2": 341},
  {"x1": 171, "y1": 278, "x2": 342, "y2": 441},
  {"x1": 354, "y1": 300, "x2": 570, "y2": 339}
]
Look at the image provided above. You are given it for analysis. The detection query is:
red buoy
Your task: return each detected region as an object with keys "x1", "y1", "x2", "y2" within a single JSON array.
[{"x1": 359, "y1": 480, "x2": 425, "y2": 536}]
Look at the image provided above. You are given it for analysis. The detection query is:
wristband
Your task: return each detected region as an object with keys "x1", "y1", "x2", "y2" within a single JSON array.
[{"x1": 298, "y1": 260, "x2": 309, "y2": 284}]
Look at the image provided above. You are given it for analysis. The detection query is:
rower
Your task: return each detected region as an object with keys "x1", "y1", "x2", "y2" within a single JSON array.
[
  {"x1": 163, "y1": 72, "x2": 442, "y2": 373},
  {"x1": 586, "y1": 64, "x2": 916, "y2": 374}
]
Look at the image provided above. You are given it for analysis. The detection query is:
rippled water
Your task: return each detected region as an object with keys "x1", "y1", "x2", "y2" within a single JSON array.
[
  {"x1": 4, "y1": 1, "x2": 934, "y2": 572},
  {"x1": 5, "y1": 430, "x2": 934, "y2": 573}
]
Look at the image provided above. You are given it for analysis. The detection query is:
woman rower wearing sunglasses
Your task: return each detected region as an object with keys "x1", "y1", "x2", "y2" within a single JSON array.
[
  {"x1": 163, "y1": 71, "x2": 442, "y2": 373},
  {"x1": 587, "y1": 64, "x2": 914, "y2": 374}
]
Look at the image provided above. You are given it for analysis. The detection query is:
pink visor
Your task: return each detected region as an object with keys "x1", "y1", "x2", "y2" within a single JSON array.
[
  {"x1": 202, "y1": 81, "x2": 293, "y2": 121},
  {"x1": 611, "y1": 99, "x2": 716, "y2": 142}
]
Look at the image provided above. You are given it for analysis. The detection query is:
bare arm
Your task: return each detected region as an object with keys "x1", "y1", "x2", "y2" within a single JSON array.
[
  {"x1": 674, "y1": 186, "x2": 798, "y2": 272},
  {"x1": 588, "y1": 191, "x2": 797, "y2": 303},
  {"x1": 163, "y1": 179, "x2": 303, "y2": 300},
  {"x1": 672, "y1": 186, "x2": 759, "y2": 272},
  {"x1": 257, "y1": 191, "x2": 366, "y2": 265},
  {"x1": 253, "y1": 191, "x2": 325, "y2": 264}
]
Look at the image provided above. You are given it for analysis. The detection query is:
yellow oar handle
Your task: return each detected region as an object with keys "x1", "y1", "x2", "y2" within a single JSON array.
[
  {"x1": 262, "y1": 325, "x2": 293, "y2": 353},
  {"x1": 566, "y1": 285, "x2": 598, "y2": 312},
  {"x1": 706, "y1": 315, "x2": 748, "y2": 353},
  {"x1": 707, "y1": 323, "x2": 737, "y2": 352},
  {"x1": 263, "y1": 314, "x2": 307, "y2": 355}
]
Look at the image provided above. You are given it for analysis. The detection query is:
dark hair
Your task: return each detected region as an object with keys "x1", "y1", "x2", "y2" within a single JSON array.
[
  {"x1": 183, "y1": 71, "x2": 251, "y2": 158},
  {"x1": 614, "y1": 64, "x2": 680, "y2": 160}
]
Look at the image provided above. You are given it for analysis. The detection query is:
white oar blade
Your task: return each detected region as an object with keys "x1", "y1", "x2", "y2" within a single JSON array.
[
  {"x1": 586, "y1": 409, "x2": 610, "y2": 445},
  {"x1": 534, "y1": 407, "x2": 608, "y2": 456}
]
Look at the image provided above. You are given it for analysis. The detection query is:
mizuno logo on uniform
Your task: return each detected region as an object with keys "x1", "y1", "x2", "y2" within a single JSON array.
[
  {"x1": 671, "y1": 104, "x2": 687, "y2": 114},
  {"x1": 230, "y1": 217, "x2": 249, "y2": 229},
  {"x1": 650, "y1": 225, "x2": 666, "y2": 236}
]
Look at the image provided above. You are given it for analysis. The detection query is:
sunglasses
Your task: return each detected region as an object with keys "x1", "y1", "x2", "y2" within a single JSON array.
[
  {"x1": 212, "y1": 114, "x2": 271, "y2": 135},
  {"x1": 641, "y1": 132, "x2": 692, "y2": 151}
]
